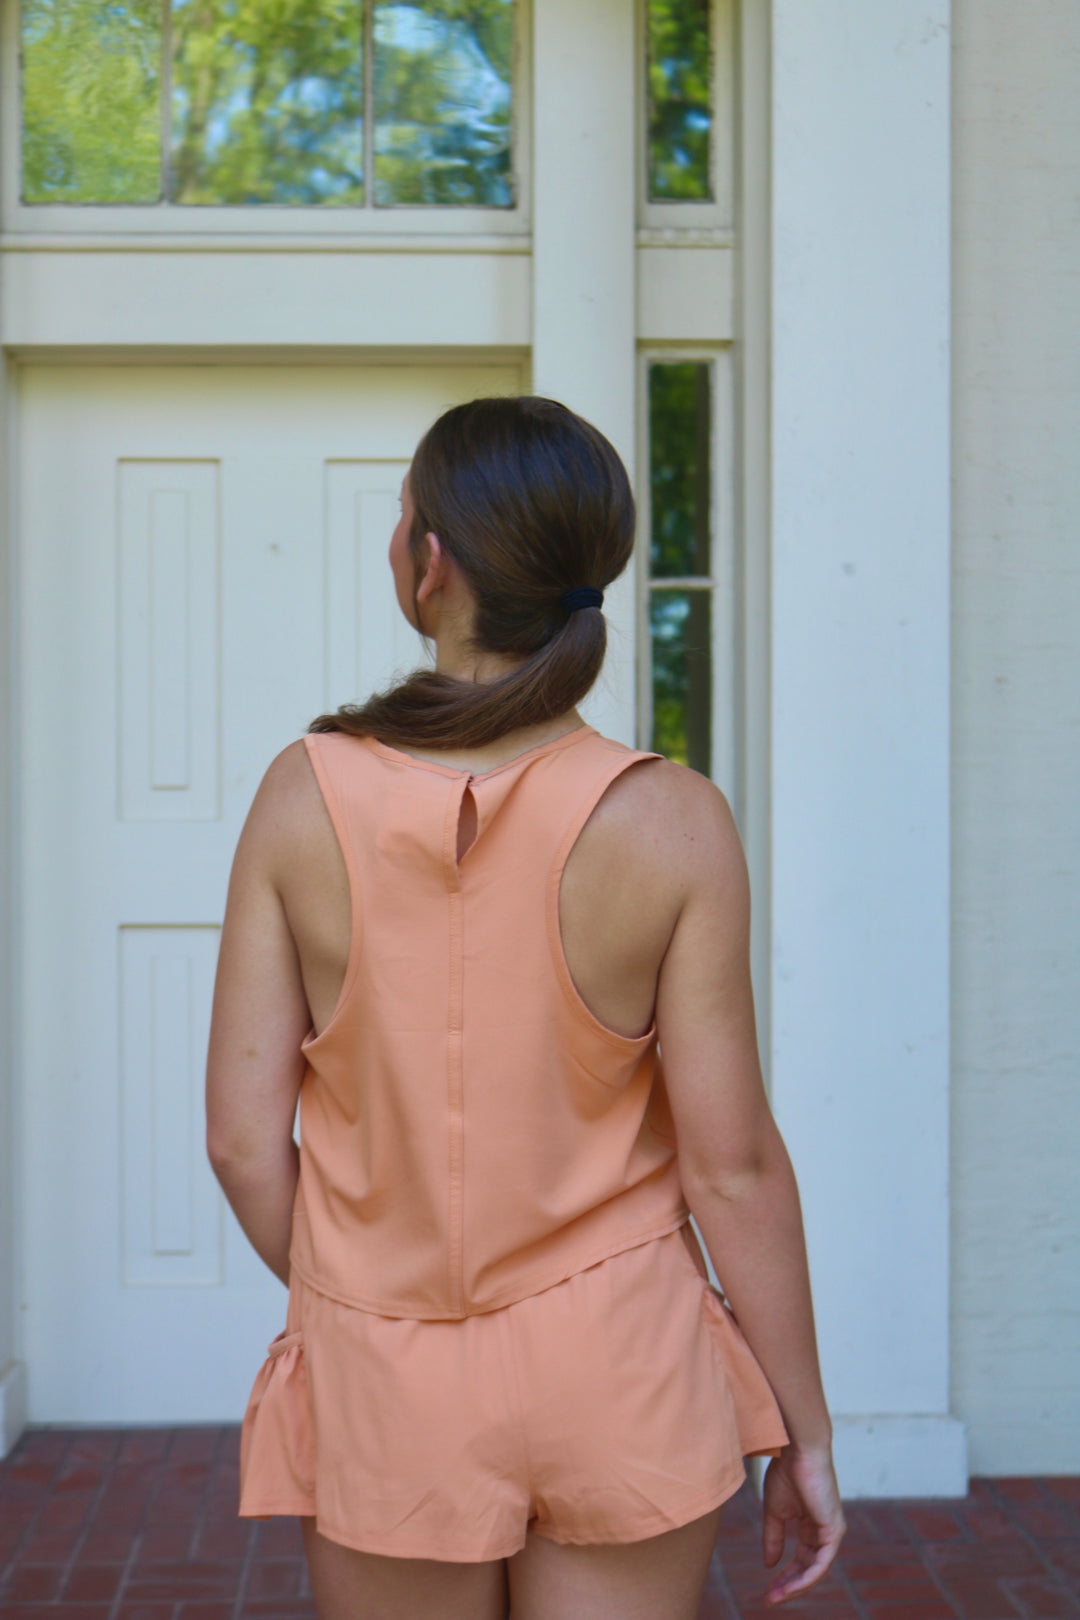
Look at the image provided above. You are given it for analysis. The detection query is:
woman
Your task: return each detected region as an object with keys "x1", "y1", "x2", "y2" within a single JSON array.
[{"x1": 206, "y1": 396, "x2": 845, "y2": 1620}]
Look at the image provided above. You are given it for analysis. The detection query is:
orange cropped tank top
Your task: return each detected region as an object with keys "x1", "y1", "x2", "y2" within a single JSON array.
[{"x1": 287, "y1": 722, "x2": 691, "y2": 1320}]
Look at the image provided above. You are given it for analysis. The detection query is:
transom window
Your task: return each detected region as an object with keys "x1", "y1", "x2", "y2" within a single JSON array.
[
  {"x1": 639, "y1": 0, "x2": 731, "y2": 230},
  {"x1": 19, "y1": 0, "x2": 515, "y2": 207},
  {"x1": 645, "y1": 0, "x2": 710, "y2": 201}
]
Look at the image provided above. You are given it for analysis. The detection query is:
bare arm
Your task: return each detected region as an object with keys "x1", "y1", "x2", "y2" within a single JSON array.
[
  {"x1": 655, "y1": 770, "x2": 845, "y2": 1604},
  {"x1": 205, "y1": 744, "x2": 313, "y2": 1285}
]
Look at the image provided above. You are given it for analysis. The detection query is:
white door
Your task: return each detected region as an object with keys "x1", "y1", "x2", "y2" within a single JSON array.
[{"x1": 18, "y1": 362, "x2": 521, "y2": 1422}]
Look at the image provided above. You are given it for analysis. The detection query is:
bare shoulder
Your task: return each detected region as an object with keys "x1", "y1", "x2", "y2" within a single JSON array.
[
  {"x1": 235, "y1": 737, "x2": 334, "y2": 877},
  {"x1": 586, "y1": 753, "x2": 748, "y2": 902}
]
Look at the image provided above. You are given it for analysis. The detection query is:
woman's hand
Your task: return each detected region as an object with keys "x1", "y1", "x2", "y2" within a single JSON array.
[{"x1": 761, "y1": 1444, "x2": 846, "y2": 1605}]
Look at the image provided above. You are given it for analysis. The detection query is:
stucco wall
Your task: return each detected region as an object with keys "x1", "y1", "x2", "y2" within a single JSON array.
[{"x1": 951, "y1": 1, "x2": 1080, "y2": 1473}]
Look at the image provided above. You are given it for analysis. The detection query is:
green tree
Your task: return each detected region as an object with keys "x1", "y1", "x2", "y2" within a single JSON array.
[
  {"x1": 647, "y1": 0, "x2": 711, "y2": 201},
  {"x1": 22, "y1": 0, "x2": 162, "y2": 202},
  {"x1": 373, "y1": 1, "x2": 513, "y2": 206},
  {"x1": 170, "y1": 0, "x2": 364, "y2": 204},
  {"x1": 21, "y1": 0, "x2": 517, "y2": 208}
]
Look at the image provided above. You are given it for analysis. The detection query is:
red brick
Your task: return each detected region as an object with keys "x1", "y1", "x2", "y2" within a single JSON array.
[
  {"x1": 862, "y1": 1605, "x2": 956, "y2": 1620},
  {"x1": 38, "y1": 1487, "x2": 96, "y2": 1529},
  {"x1": 846, "y1": 1558, "x2": 937, "y2": 1581},
  {"x1": 138, "y1": 1521, "x2": 195, "y2": 1560},
  {"x1": 3, "y1": 1562, "x2": 66, "y2": 1600},
  {"x1": 993, "y1": 1480, "x2": 1045, "y2": 1503},
  {"x1": 0, "y1": 1459, "x2": 57, "y2": 1490},
  {"x1": 903, "y1": 1507, "x2": 966, "y2": 1541},
  {"x1": 966, "y1": 1506, "x2": 1022, "y2": 1540},
  {"x1": 255, "y1": 1519, "x2": 305, "y2": 1556},
  {"x1": 239, "y1": 1606, "x2": 319, "y2": 1619},
  {"x1": 937, "y1": 1574, "x2": 1023, "y2": 1619},
  {"x1": 0, "y1": 1608, "x2": 113, "y2": 1620},
  {"x1": 10, "y1": 1430, "x2": 69, "y2": 1464},
  {"x1": 856, "y1": 1581, "x2": 955, "y2": 1605},
  {"x1": 1013, "y1": 1504, "x2": 1076, "y2": 1541},
  {"x1": 54, "y1": 1464, "x2": 106, "y2": 1494},
  {"x1": 246, "y1": 1559, "x2": 305, "y2": 1599},
  {"x1": 77, "y1": 1523, "x2": 139, "y2": 1562},
  {"x1": 117, "y1": 1429, "x2": 173, "y2": 1463},
  {"x1": 124, "y1": 1558, "x2": 243, "y2": 1601},
  {"x1": 87, "y1": 1488, "x2": 146, "y2": 1529},
  {"x1": 1003, "y1": 1575, "x2": 1080, "y2": 1618},
  {"x1": 193, "y1": 1516, "x2": 251, "y2": 1560},
  {"x1": 62, "y1": 1562, "x2": 126, "y2": 1601},
  {"x1": 930, "y1": 1545, "x2": 1044, "y2": 1579},
  {"x1": 1043, "y1": 1543, "x2": 1080, "y2": 1582},
  {"x1": 170, "y1": 1427, "x2": 225, "y2": 1461},
  {"x1": 18, "y1": 1521, "x2": 85, "y2": 1561}
]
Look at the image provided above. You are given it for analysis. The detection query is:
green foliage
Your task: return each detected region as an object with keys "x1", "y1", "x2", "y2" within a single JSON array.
[
  {"x1": 170, "y1": 0, "x2": 364, "y2": 204},
  {"x1": 648, "y1": 362, "x2": 711, "y2": 578},
  {"x1": 374, "y1": 0, "x2": 513, "y2": 206},
  {"x1": 21, "y1": 0, "x2": 162, "y2": 202},
  {"x1": 650, "y1": 590, "x2": 712, "y2": 775},
  {"x1": 21, "y1": 0, "x2": 515, "y2": 207},
  {"x1": 648, "y1": 360, "x2": 713, "y2": 774},
  {"x1": 646, "y1": 0, "x2": 711, "y2": 202}
]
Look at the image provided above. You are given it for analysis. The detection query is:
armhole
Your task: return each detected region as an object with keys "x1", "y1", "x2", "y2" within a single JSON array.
[
  {"x1": 300, "y1": 734, "x2": 365, "y2": 1048},
  {"x1": 545, "y1": 751, "x2": 664, "y2": 1051}
]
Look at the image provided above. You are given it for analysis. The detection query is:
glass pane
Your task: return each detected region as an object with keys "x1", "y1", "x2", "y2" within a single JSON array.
[
  {"x1": 170, "y1": 0, "x2": 364, "y2": 204},
  {"x1": 649, "y1": 362, "x2": 711, "y2": 579},
  {"x1": 21, "y1": 0, "x2": 162, "y2": 203},
  {"x1": 646, "y1": 0, "x2": 711, "y2": 202},
  {"x1": 374, "y1": 1, "x2": 513, "y2": 206},
  {"x1": 650, "y1": 590, "x2": 712, "y2": 775}
]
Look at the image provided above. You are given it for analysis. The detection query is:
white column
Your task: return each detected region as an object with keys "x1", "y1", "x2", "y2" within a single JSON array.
[
  {"x1": 532, "y1": 0, "x2": 637, "y2": 745},
  {"x1": 770, "y1": 2, "x2": 966, "y2": 1495},
  {"x1": 0, "y1": 339, "x2": 27, "y2": 1456}
]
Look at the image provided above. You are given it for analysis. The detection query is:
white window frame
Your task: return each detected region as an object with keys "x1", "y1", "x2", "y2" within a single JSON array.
[
  {"x1": 636, "y1": 0, "x2": 734, "y2": 236},
  {"x1": 634, "y1": 344, "x2": 736, "y2": 799},
  {"x1": 0, "y1": 0, "x2": 531, "y2": 240}
]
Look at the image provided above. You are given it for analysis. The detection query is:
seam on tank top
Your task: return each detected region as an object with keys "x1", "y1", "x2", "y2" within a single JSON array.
[
  {"x1": 285, "y1": 1204, "x2": 691, "y2": 1319},
  {"x1": 299, "y1": 734, "x2": 365, "y2": 1045},
  {"x1": 546, "y1": 750, "x2": 664, "y2": 1052},
  {"x1": 443, "y1": 777, "x2": 468, "y2": 1317},
  {"x1": 362, "y1": 723, "x2": 597, "y2": 781}
]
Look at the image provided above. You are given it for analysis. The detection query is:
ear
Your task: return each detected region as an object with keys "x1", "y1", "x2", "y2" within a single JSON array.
[{"x1": 415, "y1": 530, "x2": 446, "y2": 605}]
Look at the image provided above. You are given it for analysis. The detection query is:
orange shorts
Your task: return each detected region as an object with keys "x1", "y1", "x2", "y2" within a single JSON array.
[{"x1": 238, "y1": 1222, "x2": 788, "y2": 1563}]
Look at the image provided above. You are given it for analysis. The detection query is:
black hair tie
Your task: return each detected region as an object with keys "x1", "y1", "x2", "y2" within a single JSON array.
[{"x1": 560, "y1": 585, "x2": 604, "y2": 613}]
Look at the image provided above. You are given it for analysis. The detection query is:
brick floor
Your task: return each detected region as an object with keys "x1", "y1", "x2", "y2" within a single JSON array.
[{"x1": 0, "y1": 1428, "x2": 1077, "y2": 1617}]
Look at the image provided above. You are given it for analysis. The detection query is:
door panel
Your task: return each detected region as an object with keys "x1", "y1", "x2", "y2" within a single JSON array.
[{"x1": 18, "y1": 363, "x2": 520, "y2": 1421}]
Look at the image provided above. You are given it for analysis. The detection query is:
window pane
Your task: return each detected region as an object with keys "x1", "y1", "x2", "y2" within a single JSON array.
[
  {"x1": 646, "y1": 0, "x2": 711, "y2": 202},
  {"x1": 650, "y1": 590, "x2": 712, "y2": 775},
  {"x1": 170, "y1": 0, "x2": 364, "y2": 204},
  {"x1": 374, "y1": 1, "x2": 513, "y2": 206},
  {"x1": 21, "y1": 0, "x2": 161, "y2": 203},
  {"x1": 648, "y1": 362, "x2": 711, "y2": 579}
]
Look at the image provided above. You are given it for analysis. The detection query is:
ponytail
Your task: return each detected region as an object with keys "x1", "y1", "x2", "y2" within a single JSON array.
[{"x1": 307, "y1": 396, "x2": 634, "y2": 750}]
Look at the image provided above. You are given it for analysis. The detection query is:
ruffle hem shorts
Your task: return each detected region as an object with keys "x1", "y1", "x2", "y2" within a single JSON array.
[{"x1": 238, "y1": 1222, "x2": 789, "y2": 1563}]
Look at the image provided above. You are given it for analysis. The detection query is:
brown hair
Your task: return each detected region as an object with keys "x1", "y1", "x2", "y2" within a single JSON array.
[{"x1": 307, "y1": 395, "x2": 636, "y2": 749}]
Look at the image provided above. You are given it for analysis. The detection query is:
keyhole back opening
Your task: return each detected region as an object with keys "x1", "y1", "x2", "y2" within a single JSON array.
[{"x1": 456, "y1": 783, "x2": 478, "y2": 868}]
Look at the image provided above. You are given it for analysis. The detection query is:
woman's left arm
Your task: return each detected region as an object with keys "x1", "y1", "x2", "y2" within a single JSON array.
[{"x1": 205, "y1": 745, "x2": 313, "y2": 1286}]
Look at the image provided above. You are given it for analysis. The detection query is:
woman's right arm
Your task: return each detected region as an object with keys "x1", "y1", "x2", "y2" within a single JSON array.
[{"x1": 654, "y1": 768, "x2": 846, "y2": 1605}]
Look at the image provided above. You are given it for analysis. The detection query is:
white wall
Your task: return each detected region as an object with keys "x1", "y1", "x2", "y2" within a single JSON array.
[
  {"x1": 769, "y1": 2, "x2": 965, "y2": 1495},
  {"x1": 0, "y1": 342, "x2": 27, "y2": 1454},
  {"x1": 951, "y1": 1, "x2": 1080, "y2": 1474}
]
